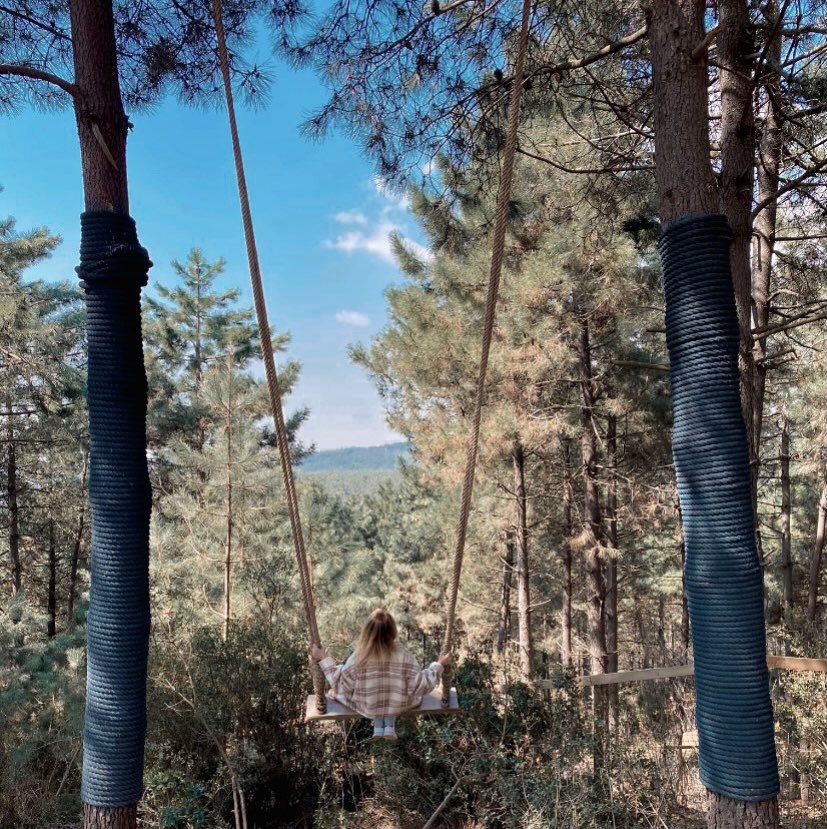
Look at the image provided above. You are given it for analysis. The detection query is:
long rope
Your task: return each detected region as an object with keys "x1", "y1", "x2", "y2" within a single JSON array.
[
  {"x1": 440, "y1": 0, "x2": 533, "y2": 704},
  {"x1": 210, "y1": 0, "x2": 327, "y2": 712}
]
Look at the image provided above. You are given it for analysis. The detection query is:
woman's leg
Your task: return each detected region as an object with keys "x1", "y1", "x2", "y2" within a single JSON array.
[
  {"x1": 383, "y1": 715, "x2": 397, "y2": 739},
  {"x1": 372, "y1": 717, "x2": 384, "y2": 738}
]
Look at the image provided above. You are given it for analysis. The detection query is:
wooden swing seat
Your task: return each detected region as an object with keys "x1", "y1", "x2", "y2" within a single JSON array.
[{"x1": 305, "y1": 687, "x2": 461, "y2": 722}]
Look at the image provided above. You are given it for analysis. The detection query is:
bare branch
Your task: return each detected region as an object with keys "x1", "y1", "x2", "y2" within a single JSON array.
[
  {"x1": 692, "y1": 23, "x2": 721, "y2": 62},
  {"x1": 0, "y1": 63, "x2": 78, "y2": 98},
  {"x1": 751, "y1": 157, "x2": 827, "y2": 221}
]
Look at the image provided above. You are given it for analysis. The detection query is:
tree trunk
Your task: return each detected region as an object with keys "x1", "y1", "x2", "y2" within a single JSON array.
[
  {"x1": 751, "y1": 1, "x2": 782, "y2": 468},
  {"x1": 6, "y1": 400, "x2": 21, "y2": 595},
  {"x1": 680, "y1": 528, "x2": 690, "y2": 659},
  {"x1": 718, "y1": 0, "x2": 758, "y2": 495},
  {"x1": 808, "y1": 335, "x2": 827, "y2": 621},
  {"x1": 707, "y1": 792, "x2": 779, "y2": 829},
  {"x1": 577, "y1": 317, "x2": 608, "y2": 769},
  {"x1": 578, "y1": 319, "x2": 606, "y2": 674},
  {"x1": 807, "y1": 482, "x2": 827, "y2": 621},
  {"x1": 82, "y1": 805, "x2": 138, "y2": 829},
  {"x1": 223, "y1": 352, "x2": 234, "y2": 643},
  {"x1": 605, "y1": 416, "x2": 619, "y2": 727},
  {"x1": 48, "y1": 518, "x2": 57, "y2": 638},
  {"x1": 496, "y1": 530, "x2": 514, "y2": 655},
  {"x1": 68, "y1": 449, "x2": 89, "y2": 626},
  {"x1": 512, "y1": 439, "x2": 532, "y2": 682},
  {"x1": 780, "y1": 418, "x2": 793, "y2": 620},
  {"x1": 70, "y1": 0, "x2": 151, "y2": 823},
  {"x1": 646, "y1": 1, "x2": 778, "y2": 822},
  {"x1": 560, "y1": 442, "x2": 574, "y2": 669}
]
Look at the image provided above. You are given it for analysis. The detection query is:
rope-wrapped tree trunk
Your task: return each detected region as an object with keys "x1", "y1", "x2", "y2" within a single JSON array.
[
  {"x1": 645, "y1": 1, "x2": 779, "y2": 825},
  {"x1": 66, "y1": 0, "x2": 154, "y2": 826},
  {"x1": 210, "y1": 0, "x2": 326, "y2": 710}
]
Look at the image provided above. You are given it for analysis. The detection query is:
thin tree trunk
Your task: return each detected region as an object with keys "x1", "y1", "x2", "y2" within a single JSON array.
[
  {"x1": 718, "y1": 0, "x2": 758, "y2": 494},
  {"x1": 751, "y1": 3, "x2": 783, "y2": 568},
  {"x1": 512, "y1": 439, "x2": 532, "y2": 682},
  {"x1": 808, "y1": 337, "x2": 827, "y2": 621},
  {"x1": 646, "y1": 2, "x2": 778, "y2": 824},
  {"x1": 68, "y1": 449, "x2": 89, "y2": 626},
  {"x1": 680, "y1": 529, "x2": 690, "y2": 659},
  {"x1": 223, "y1": 348, "x2": 234, "y2": 643},
  {"x1": 577, "y1": 317, "x2": 608, "y2": 769},
  {"x1": 807, "y1": 483, "x2": 827, "y2": 621},
  {"x1": 6, "y1": 400, "x2": 21, "y2": 595},
  {"x1": 48, "y1": 518, "x2": 57, "y2": 638},
  {"x1": 780, "y1": 418, "x2": 793, "y2": 619},
  {"x1": 561, "y1": 441, "x2": 574, "y2": 669},
  {"x1": 605, "y1": 416, "x2": 619, "y2": 727},
  {"x1": 496, "y1": 530, "x2": 514, "y2": 655}
]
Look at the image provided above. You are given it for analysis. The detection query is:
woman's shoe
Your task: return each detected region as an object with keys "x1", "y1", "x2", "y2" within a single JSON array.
[{"x1": 383, "y1": 727, "x2": 398, "y2": 740}]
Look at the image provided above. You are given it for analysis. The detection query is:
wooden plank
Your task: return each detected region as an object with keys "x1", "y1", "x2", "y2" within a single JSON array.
[
  {"x1": 576, "y1": 664, "x2": 695, "y2": 688},
  {"x1": 305, "y1": 688, "x2": 461, "y2": 723},
  {"x1": 572, "y1": 654, "x2": 827, "y2": 689},
  {"x1": 766, "y1": 655, "x2": 827, "y2": 672}
]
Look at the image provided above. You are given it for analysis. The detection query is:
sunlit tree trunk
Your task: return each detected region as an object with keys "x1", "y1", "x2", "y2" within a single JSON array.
[{"x1": 512, "y1": 439, "x2": 532, "y2": 682}]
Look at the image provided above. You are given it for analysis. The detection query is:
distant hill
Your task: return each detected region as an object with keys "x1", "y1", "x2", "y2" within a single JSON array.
[
  {"x1": 298, "y1": 442, "x2": 410, "y2": 497},
  {"x1": 299, "y1": 442, "x2": 410, "y2": 473}
]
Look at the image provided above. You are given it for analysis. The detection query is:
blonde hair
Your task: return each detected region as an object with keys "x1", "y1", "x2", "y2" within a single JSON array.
[{"x1": 354, "y1": 608, "x2": 398, "y2": 667}]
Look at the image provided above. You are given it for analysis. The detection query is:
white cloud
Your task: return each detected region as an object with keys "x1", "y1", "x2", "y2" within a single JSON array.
[
  {"x1": 336, "y1": 310, "x2": 371, "y2": 327},
  {"x1": 334, "y1": 210, "x2": 368, "y2": 225},
  {"x1": 325, "y1": 220, "x2": 398, "y2": 262}
]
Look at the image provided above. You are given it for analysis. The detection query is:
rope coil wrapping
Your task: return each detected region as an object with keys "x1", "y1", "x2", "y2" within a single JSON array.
[
  {"x1": 78, "y1": 211, "x2": 153, "y2": 806},
  {"x1": 660, "y1": 214, "x2": 778, "y2": 802}
]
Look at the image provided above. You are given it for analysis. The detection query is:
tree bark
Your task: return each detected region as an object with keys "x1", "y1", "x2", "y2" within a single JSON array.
[
  {"x1": 645, "y1": 0, "x2": 718, "y2": 224},
  {"x1": 70, "y1": 0, "x2": 129, "y2": 215},
  {"x1": 707, "y1": 792, "x2": 779, "y2": 829},
  {"x1": 223, "y1": 351, "x2": 234, "y2": 643},
  {"x1": 680, "y1": 527, "x2": 690, "y2": 659},
  {"x1": 577, "y1": 317, "x2": 608, "y2": 768},
  {"x1": 718, "y1": 0, "x2": 758, "y2": 496},
  {"x1": 6, "y1": 400, "x2": 21, "y2": 596},
  {"x1": 751, "y1": 1, "x2": 783, "y2": 490},
  {"x1": 560, "y1": 442, "x2": 574, "y2": 669},
  {"x1": 68, "y1": 449, "x2": 89, "y2": 626},
  {"x1": 780, "y1": 418, "x2": 793, "y2": 619},
  {"x1": 605, "y1": 415, "x2": 619, "y2": 727},
  {"x1": 807, "y1": 482, "x2": 827, "y2": 621},
  {"x1": 646, "y1": 1, "x2": 778, "y2": 823},
  {"x1": 496, "y1": 530, "x2": 514, "y2": 654},
  {"x1": 82, "y1": 805, "x2": 138, "y2": 829},
  {"x1": 512, "y1": 439, "x2": 532, "y2": 682},
  {"x1": 808, "y1": 332, "x2": 827, "y2": 621},
  {"x1": 48, "y1": 518, "x2": 57, "y2": 638}
]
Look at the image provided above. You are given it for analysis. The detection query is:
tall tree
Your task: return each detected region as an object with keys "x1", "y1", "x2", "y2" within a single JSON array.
[{"x1": 645, "y1": 1, "x2": 779, "y2": 824}]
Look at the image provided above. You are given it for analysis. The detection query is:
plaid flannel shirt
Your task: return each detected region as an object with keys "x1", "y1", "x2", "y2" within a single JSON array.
[{"x1": 319, "y1": 645, "x2": 443, "y2": 718}]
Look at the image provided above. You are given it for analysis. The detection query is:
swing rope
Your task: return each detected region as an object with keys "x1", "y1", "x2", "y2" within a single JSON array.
[
  {"x1": 211, "y1": 0, "x2": 531, "y2": 713},
  {"x1": 440, "y1": 0, "x2": 532, "y2": 704},
  {"x1": 210, "y1": 0, "x2": 327, "y2": 712}
]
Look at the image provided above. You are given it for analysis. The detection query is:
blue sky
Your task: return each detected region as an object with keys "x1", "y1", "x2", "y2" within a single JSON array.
[{"x1": 1, "y1": 49, "x2": 423, "y2": 450}]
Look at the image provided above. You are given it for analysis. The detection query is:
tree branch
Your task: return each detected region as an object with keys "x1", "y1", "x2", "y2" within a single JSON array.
[
  {"x1": 751, "y1": 157, "x2": 827, "y2": 221},
  {"x1": 0, "y1": 63, "x2": 78, "y2": 98}
]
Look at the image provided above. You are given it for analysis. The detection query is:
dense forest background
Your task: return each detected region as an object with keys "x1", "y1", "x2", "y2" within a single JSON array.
[{"x1": 3, "y1": 0, "x2": 827, "y2": 827}]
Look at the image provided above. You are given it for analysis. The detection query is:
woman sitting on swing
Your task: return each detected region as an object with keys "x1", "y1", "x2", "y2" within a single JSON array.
[{"x1": 311, "y1": 608, "x2": 452, "y2": 739}]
